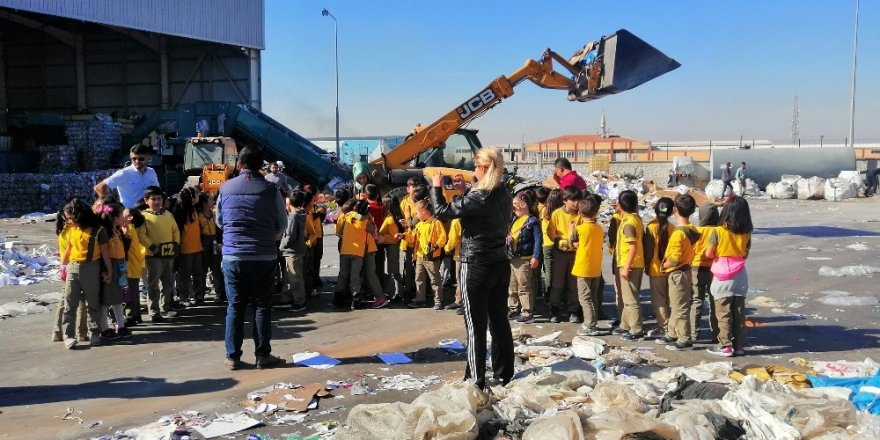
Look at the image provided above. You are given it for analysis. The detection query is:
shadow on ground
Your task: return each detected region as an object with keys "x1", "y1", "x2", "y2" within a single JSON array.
[{"x1": 0, "y1": 377, "x2": 238, "y2": 407}]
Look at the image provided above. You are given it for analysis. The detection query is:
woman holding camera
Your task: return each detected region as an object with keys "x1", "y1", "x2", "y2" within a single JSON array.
[{"x1": 430, "y1": 147, "x2": 513, "y2": 390}]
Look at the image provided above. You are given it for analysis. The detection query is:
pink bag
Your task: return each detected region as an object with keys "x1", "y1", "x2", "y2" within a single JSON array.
[
  {"x1": 59, "y1": 265, "x2": 68, "y2": 282},
  {"x1": 710, "y1": 256, "x2": 745, "y2": 281}
]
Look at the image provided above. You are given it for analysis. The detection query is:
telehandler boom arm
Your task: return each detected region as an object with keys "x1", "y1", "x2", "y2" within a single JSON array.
[{"x1": 373, "y1": 29, "x2": 680, "y2": 172}]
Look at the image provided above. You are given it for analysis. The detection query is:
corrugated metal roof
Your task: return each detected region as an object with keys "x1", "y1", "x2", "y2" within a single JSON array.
[{"x1": 0, "y1": 0, "x2": 264, "y2": 48}]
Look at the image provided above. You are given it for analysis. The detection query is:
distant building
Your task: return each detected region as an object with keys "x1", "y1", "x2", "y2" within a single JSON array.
[{"x1": 524, "y1": 134, "x2": 652, "y2": 163}]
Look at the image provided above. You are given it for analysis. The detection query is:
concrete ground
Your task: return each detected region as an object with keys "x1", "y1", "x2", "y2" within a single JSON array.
[{"x1": 0, "y1": 197, "x2": 879, "y2": 439}]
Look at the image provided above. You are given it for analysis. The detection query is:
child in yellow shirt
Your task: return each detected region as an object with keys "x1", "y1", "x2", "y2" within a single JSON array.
[
  {"x1": 614, "y1": 190, "x2": 646, "y2": 341},
  {"x1": 123, "y1": 208, "x2": 146, "y2": 325},
  {"x1": 659, "y1": 194, "x2": 700, "y2": 350},
  {"x1": 545, "y1": 186, "x2": 584, "y2": 323},
  {"x1": 644, "y1": 197, "x2": 674, "y2": 339},
  {"x1": 379, "y1": 195, "x2": 404, "y2": 300},
  {"x1": 98, "y1": 203, "x2": 131, "y2": 339},
  {"x1": 174, "y1": 186, "x2": 203, "y2": 307},
  {"x1": 572, "y1": 196, "x2": 606, "y2": 335},
  {"x1": 408, "y1": 200, "x2": 447, "y2": 309},
  {"x1": 59, "y1": 198, "x2": 112, "y2": 348},
  {"x1": 507, "y1": 191, "x2": 542, "y2": 323},
  {"x1": 138, "y1": 186, "x2": 180, "y2": 321},
  {"x1": 690, "y1": 203, "x2": 720, "y2": 342}
]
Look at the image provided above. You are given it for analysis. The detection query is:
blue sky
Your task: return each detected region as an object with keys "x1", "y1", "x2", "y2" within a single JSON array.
[{"x1": 261, "y1": 1, "x2": 879, "y2": 145}]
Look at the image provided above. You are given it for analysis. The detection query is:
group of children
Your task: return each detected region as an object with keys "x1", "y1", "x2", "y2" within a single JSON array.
[
  {"x1": 538, "y1": 186, "x2": 753, "y2": 355},
  {"x1": 326, "y1": 174, "x2": 754, "y2": 357},
  {"x1": 52, "y1": 168, "x2": 754, "y2": 357}
]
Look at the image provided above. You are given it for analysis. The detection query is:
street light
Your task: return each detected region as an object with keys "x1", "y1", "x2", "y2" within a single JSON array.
[{"x1": 322, "y1": 8, "x2": 340, "y2": 159}]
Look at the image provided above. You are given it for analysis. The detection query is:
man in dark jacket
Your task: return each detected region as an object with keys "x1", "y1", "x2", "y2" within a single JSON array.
[{"x1": 216, "y1": 147, "x2": 287, "y2": 370}]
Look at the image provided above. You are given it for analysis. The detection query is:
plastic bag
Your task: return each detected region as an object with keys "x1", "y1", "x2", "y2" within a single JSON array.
[
  {"x1": 771, "y1": 181, "x2": 797, "y2": 199},
  {"x1": 704, "y1": 180, "x2": 724, "y2": 199},
  {"x1": 824, "y1": 178, "x2": 859, "y2": 202},
  {"x1": 588, "y1": 382, "x2": 645, "y2": 412},
  {"x1": 337, "y1": 381, "x2": 487, "y2": 440},
  {"x1": 584, "y1": 409, "x2": 680, "y2": 440},
  {"x1": 571, "y1": 336, "x2": 606, "y2": 360},
  {"x1": 522, "y1": 409, "x2": 585, "y2": 440},
  {"x1": 797, "y1": 176, "x2": 826, "y2": 200}
]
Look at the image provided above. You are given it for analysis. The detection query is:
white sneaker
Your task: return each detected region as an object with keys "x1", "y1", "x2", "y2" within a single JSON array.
[{"x1": 64, "y1": 338, "x2": 78, "y2": 349}]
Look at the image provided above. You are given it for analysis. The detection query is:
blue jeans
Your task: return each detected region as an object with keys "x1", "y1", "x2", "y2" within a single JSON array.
[{"x1": 223, "y1": 259, "x2": 277, "y2": 360}]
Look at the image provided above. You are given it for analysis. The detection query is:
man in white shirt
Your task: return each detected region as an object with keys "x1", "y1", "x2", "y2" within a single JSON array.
[{"x1": 94, "y1": 145, "x2": 160, "y2": 208}]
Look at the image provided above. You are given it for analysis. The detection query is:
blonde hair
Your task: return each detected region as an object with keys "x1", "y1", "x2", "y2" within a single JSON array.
[{"x1": 472, "y1": 147, "x2": 504, "y2": 192}]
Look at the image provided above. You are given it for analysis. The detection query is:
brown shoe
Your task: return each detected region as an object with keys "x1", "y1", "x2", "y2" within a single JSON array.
[
  {"x1": 255, "y1": 354, "x2": 285, "y2": 369},
  {"x1": 224, "y1": 358, "x2": 244, "y2": 371},
  {"x1": 52, "y1": 331, "x2": 63, "y2": 342}
]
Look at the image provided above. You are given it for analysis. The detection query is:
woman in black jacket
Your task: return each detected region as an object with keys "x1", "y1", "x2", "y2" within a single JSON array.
[{"x1": 430, "y1": 147, "x2": 513, "y2": 389}]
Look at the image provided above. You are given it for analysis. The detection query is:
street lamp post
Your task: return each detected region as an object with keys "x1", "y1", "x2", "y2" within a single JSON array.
[{"x1": 322, "y1": 8, "x2": 340, "y2": 158}]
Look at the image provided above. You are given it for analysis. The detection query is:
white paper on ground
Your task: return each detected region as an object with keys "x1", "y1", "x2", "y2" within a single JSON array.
[{"x1": 192, "y1": 412, "x2": 260, "y2": 438}]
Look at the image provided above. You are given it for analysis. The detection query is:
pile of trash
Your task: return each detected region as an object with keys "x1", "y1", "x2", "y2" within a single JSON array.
[
  {"x1": 766, "y1": 172, "x2": 864, "y2": 202},
  {"x1": 0, "y1": 242, "x2": 60, "y2": 288},
  {"x1": 66, "y1": 113, "x2": 123, "y2": 172},
  {"x1": 0, "y1": 171, "x2": 111, "y2": 216},
  {"x1": 332, "y1": 330, "x2": 880, "y2": 440},
  {"x1": 705, "y1": 179, "x2": 763, "y2": 199}
]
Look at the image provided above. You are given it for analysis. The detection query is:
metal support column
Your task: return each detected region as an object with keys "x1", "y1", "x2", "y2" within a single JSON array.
[
  {"x1": 0, "y1": 32, "x2": 6, "y2": 110},
  {"x1": 75, "y1": 34, "x2": 86, "y2": 111},
  {"x1": 160, "y1": 36, "x2": 169, "y2": 109},
  {"x1": 249, "y1": 49, "x2": 261, "y2": 110}
]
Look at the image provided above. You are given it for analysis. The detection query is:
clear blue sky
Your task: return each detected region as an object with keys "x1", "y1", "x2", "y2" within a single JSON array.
[{"x1": 261, "y1": 0, "x2": 879, "y2": 145}]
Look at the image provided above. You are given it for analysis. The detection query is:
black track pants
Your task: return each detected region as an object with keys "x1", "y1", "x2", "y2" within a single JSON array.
[{"x1": 461, "y1": 259, "x2": 514, "y2": 389}]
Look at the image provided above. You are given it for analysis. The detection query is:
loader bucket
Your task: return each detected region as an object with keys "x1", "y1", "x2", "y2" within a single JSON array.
[{"x1": 569, "y1": 29, "x2": 680, "y2": 102}]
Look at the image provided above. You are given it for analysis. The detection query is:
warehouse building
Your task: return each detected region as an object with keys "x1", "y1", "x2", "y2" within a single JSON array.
[{"x1": 0, "y1": 0, "x2": 264, "y2": 134}]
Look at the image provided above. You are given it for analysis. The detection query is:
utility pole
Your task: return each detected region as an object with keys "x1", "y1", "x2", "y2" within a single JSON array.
[{"x1": 848, "y1": 0, "x2": 860, "y2": 148}]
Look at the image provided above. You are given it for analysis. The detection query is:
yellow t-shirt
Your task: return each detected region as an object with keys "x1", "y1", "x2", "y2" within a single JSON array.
[
  {"x1": 107, "y1": 229, "x2": 126, "y2": 259},
  {"x1": 615, "y1": 212, "x2": 645, "y2": 269},
  {"x1": 180, "y1": 217, "x2": 203, "y2": 255},
  {"x1": 572, "y1": 221, "x2": 604, "y2": 278},
  {"x1": 339, "y1": 212, "x2": 369, "y2": 257},
  {"x1": 414, "y1": 218, "x2": 446, "y2": 259},
  {"x1": 546, "y1": 207, "x2": 583, "y2": 251},
  {"x1": 538, "y1": 203, "x2": 552, "y2": 247},
  {"x1": 691, "y1": 225, "x2": 715, "y2": 267},
  {"x1": 305, "y1": 211, "x2": 322, "y2": 248},
  {"x1": 126, "y1": 224, "x2": 146, "y2": 279},
  {"x1": 509, "y1": 215, "x2": 529, "y2": 254},
  {"x1": 379, "y1": 216, "x2": 400, "y2": 245},
  {"x1": 366, "y1": 218, "x2": 378, "y2": 254},
  {"x1": 138, "y1": 209, "x2": 180, "y2": 257},
  {"x1": 60, "y1": 225, "x2": 109, "y2": 263},
  {"x1": 709, "y1": 227, "x2": 751, "y2": 258},
  {"x1": 663, "y1": 225, "x2": 698, "y2": 272},
  {"x1": 400, "y1": 196, "x2": 416, "y2": 251},
  {"x1": 645, "y1": 220, "x2": 675, "y2": 276},
  {"x1": 198, "y1": 211, "x2": 217, "y2": 237},
  {"x1": 444, "y1": 218, "x2": 461, "y2": 258}
]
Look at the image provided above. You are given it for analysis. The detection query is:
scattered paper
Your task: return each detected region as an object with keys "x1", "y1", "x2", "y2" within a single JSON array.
[
  {"x1": 377, "y1": 352, "x2": 412, "y2": 365},
  {"x1": 292, "y1": 352, "x2": 341, "y2": 369},
  {"x1": 192, "y1": 412, "x2": 261, "y2": 439}
]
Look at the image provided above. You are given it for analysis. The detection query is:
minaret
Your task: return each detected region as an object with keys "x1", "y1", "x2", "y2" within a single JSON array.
[{"x1": 600, "y1": 112, "x2": 608, "y2": 138}]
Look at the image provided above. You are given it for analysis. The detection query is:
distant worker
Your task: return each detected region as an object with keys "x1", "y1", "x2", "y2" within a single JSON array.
[
  {"x1": 866, "y1": 168, "x2": 880, "y2": 197},
  {"x1": 94, "y1": 145, "x2": 160, "y2": 209},
  {"x1": 265, "y1": 161, "x2": 291, "y2": 197},
  {"x1": 216, "y1": 147, "x2": 287, "y2": 370},
  {"x1": 553, "y1": 158, "x2": 587, "y2": 191},
  {"x1": 735, "y1": 162, "x2": 748, "y2": 196},
  {"x1": 720, "y1": 162, "x2": 734, "y2": 198}
]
